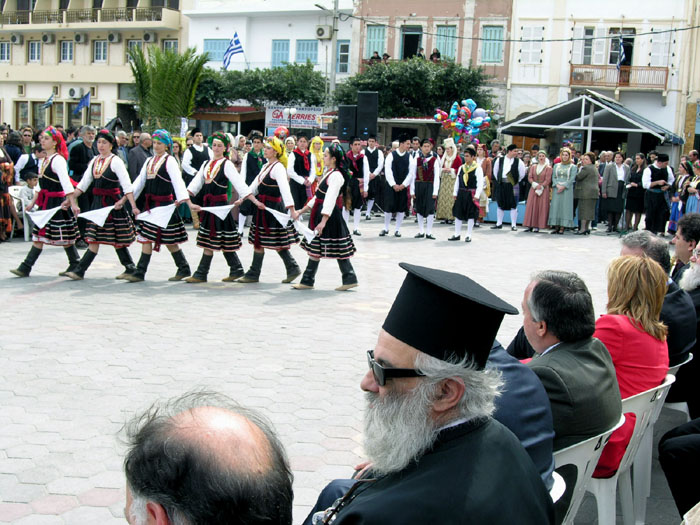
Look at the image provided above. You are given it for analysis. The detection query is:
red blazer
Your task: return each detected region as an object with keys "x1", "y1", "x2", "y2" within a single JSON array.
[{"x1": 593, "y1": 314, "x2": 669, "y2": 477}]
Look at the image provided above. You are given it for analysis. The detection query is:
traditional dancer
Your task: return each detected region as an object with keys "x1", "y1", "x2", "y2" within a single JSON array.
[
  {"x1": 491, "y1": 143, "x2": 526, "y2": 231},
  {"x1": 449, "y1": 145, "x2": 483, "y2": 242},
  {"x1": 363, "y1": 135, "x2": 384, "y2": 220},
  {"x1": 344, "y1": 137, "x2": 368, "y2": 236},
  {"x1": 380, "y1": 134, "x2": 415, "y2": 237},
  {"x1": 64, "y1": 129, "x2": 138, "y2": 280},
  {"x1": 287, "y1": 133, "x2": 315, "y2": 210},
  {"x1": 182, "y1": 128, "x2": 212, "y2": 229},
  {"x1": 411, "y1": 139, "x2": 441, "y2": 239},
  {"x1": 185, "y1": 132, "x2": 250, "y2": 283},
  {"x1": 643, "y1": 153, "x2": 675, "y2": 235},
  {"x1": 10, "y1": 126, "x2": 80, "y2": 277},
  {"x1": 126, "y1": 129, "x2": 194, "y2": 282},
  {"x1": 235, "y1": 137, "x2": 301, "y2": 284},
  {"x1": 292, "y1": 143, "x2": 357, "y2": 291},
  {"x1": 238, "y1": 131, "x2": 265, "y2": 234}
]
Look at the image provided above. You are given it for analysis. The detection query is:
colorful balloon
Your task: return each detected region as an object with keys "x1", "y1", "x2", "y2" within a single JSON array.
[{"x1": 472, "y1": 108, "x2": 487, "y2": 119}]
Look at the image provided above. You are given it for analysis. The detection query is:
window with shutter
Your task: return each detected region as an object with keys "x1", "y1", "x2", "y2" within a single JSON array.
[
  {"x1": 520, "y1": 26, "x2": 543, "y2": 64},
  {"x1": 271, "y1": 39, "x2": 290, "y2": 68},
  {"x1": 649, "y1": 28, "x2": 670, "y2": 67},
  {"x1": 296, "y1": 40, "x2": 318, "y2": 64},
  {"x1": 592, "y1": 26, "x2": 606, "y2": 65},
  {"x1": 435, "y1": 26, "x2": 457, "y2": 60},
  {"x1": 481, "y1": 25, "x2": 504, "y2": 64},
  {"x1": 365, "y1": 25, "x2": 386, "y2": 58},
  {"x1": 203, "y1": 39, "x2": 229, "y2": 62}
]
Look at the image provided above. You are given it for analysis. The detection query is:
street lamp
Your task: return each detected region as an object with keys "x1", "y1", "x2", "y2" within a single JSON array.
[{"x1": 282, "y1": 107, "x2": 297, "y2": 134}]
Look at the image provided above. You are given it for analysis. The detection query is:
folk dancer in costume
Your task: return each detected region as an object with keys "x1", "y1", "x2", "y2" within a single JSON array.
[
  {"x1": 309, "y1": 136, "x2": 325, "y2": 195},
  {"x1": 185, "y1": 132, "x2": 251, "y2": 283},
  {"x1": 475, "y1": 143, "x2": 492, "y2": 225},
  {"x1": 292, "y1": 143, "x2": 358, "y2": 291},
  {"x1": 64, "y1": 129, "x2": 138, "y2": 280},
  {"x1": 380, "y1": 134, "x2": 416, "y2": 238},
  {"x1": 363, "y1": 135, "x2": 384, "y2": 220},
  {"x1": 436, "y1": 138, "x2": 462, "y2": 222},
  {"x1": 491, "y1": 143, "x2": 526, "y2": 231},
  {"x1": 126, "y1": 129, "x2": 195, "y2": 283},
  {"x1": 284, "y1": 136, "x2": 296, "y2": 155},
  {"x1": 449, "y1": 145, "x2": 484, "y2": 243},
  {"x1": 235, "y1": 137, "x2": 301, "y2": 284},
  {"x1": 181, "y1": 128, "x2": 212, "y2": 229},
  {"x1": 11, "y1": 126, "x2": 81, "y2": 278},
  {"x1": 643, "y1": 153, "x2": 675, "y2": 235},
  {"x1": 287, "y1": 133, "x2": 315, "y2": 211},
  {"x1": 238, "y1": 131, "x2": 266, "y2": 234},
  {"x1": 345, "y1": 137, "x2": 369, "y2": 236},
  {"x1": 411, "y1": 139, "x2": 441, "y2": 239}
]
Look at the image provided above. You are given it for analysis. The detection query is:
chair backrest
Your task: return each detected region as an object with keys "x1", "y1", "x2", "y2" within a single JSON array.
[
  {"x1": 554, "y1": 414, "x2": 626, "y2": 524},
  {"x1": 617, "y1": 374, "x2": 676, "y2": 476},
  {"x1": 668, "y1": 353, "x2": 693, "y2": 377},
  {"x1": 8, "y1": 185, "x2": 23, "y2": 211}
]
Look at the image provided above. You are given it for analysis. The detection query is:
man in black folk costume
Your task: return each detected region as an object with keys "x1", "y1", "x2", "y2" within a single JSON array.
[
  {"x1": 410, "y1": 138, "x2": 441, "y2": 239},
  {"x1": 492, "y1": 143, "x2": 526, "y2": 231},
  {"x1": 182, "y1": 128, "x2": 212, "y2": 229},
  {"x1": 449, "y1": 145, "x2": 484, "y2": 243},
  {"x1": 344, "y1": 137, "x2": 369, "y2": 236},
  {"x1": 643, "y1": 152, "x2": 675, "y2": 235},
  {"x1": 287, "y1": 133, "x2": 315, "y2": 211},
  {"x1": 308, "y1": 263, "x2": 554, "y2": 525},
  {"x1": 380, "y1": 134, "x2": 416, "y2": 238},
  {"x1": 238, "y1": 131, "x2": 266, "y2": 235},
  {"x1": 363, "y1": 135, "x2": 384, "y2": 220}
]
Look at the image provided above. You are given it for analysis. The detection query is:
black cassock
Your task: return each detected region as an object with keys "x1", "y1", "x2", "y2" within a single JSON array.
[{"x1": 332, "y1": 418, "x2": 554, "y2": 524}]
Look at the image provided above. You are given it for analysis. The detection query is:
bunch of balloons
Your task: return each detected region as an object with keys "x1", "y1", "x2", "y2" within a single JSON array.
[
  {"x1": 433, "y1": 98, "x2": 492, "y2": 144},
  {"x1": 273, "y1": 126, "x2": 289, "y2": 140}
]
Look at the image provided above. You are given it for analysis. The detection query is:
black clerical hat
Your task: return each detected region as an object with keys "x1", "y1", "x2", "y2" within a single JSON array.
[
  {"x1": 657, "y1": 153, "x2": 669, "y2": 162},
  {"x1": 382, "y1": 263, "x2": 518, "y2": 369}
]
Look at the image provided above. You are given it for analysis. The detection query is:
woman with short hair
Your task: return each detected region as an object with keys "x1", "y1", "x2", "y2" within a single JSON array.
[
  {"x1": 602, "y1": 151, "x2": 629, "y2": 233},
  {"x1": 624, "y1": 153, "x2": 647, "y2": 231},
  {"x1": 573, "y1": 152, "x2": 599, "y2": 235}
]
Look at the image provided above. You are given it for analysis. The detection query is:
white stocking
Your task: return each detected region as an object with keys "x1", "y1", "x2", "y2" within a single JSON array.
[
  {"x1": 238, "y1": 215, "x2": 246, "y2": 235},
  {"x1": 454, "y1": 218, "x2": 463, "y2": 236},
  {"x1": 353, "y1": 209, "x2": 361, "y2": 231},
  {"x1": 366, "y1": 199, "x2": 374, "y2": 217},
  {"x1": 342, "y1": 208, "x2": 350, "y2": 226},
  {"x1": 496, "y1": 208, "x2": 505, "y2": 226},
  {"x1": 395, "y1": 212, "x2": 405, "y2": 232},
  {"x1": 426, "y1": 215, "x2": 435, "y2": 235},
  {"x1": 384, "y1": 212, "x2": 391, "y2": 232},
  {"x1": 417, "y1": 214, "x2": 425, "y2": 234},
  {"x1": 467, "y1": 219, "x2": 475, "y2": 237},
  {"x1": 510, "y1": 208, "x2": 518, "y2": 227}
]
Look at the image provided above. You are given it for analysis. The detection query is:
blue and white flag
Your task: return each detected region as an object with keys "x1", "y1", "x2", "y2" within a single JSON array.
[
  {"x1": 73, "y1": 91, "x2": 90, "y2": 115},
  {"x1": 617, "y1": 37, "x2": 626, "y2": 71},
  {"x1": 40, "y1": 93, "x2": 54, "y2": 109},
  {"x1": 223, "y1": 32, "x2": 244, "y2": 70}
]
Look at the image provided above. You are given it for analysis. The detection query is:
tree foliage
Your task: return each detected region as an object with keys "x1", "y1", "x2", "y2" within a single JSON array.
[
  {"x1": 334, "y1": 58, "x2": 494, "y2": 118},
  {"x1": 128, "y1": 46, "x2": 209, "y2": 133},
  {"x1": 194, "y1": 62, "x2": 327, "y2": 110}
]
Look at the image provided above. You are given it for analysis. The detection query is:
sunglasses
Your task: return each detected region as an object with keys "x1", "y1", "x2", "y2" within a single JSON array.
[{"x1": 366, "y1": 350, "x2": 424, "y2": 386}]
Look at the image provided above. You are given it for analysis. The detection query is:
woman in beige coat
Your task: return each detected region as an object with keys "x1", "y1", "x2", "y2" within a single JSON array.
[{"x1": 574, "y1": 152, "x2": 600, "y2": 235}]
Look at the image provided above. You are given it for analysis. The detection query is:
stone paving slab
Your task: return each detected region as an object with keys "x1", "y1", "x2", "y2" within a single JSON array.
[{"x1": 0, "y1": 218, "x2": 683, "y2": 524}]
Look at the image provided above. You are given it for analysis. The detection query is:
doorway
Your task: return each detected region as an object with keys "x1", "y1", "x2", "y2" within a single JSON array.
[{"x1": 401, "y1": 26, "x2": 422, "y2": 59}]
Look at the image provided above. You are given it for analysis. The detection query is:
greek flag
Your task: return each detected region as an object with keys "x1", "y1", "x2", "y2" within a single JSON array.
[
  {"x1": 40, "y1": 93, "x2": 54, "y2": 109},
  {"x1": 223, "y1": 32, "x2": 244, "y2": 70},
  {"x1": 617, "y1": 37, "x2": 626, "y2": 71},
  {"x1": 73, "y1": 92, "x2": 91, "y2": 115}
]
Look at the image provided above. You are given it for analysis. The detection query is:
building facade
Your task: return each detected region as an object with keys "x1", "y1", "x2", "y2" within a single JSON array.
[{"x1": 0, "y1": 0, "x2": 184, "y2": 131}]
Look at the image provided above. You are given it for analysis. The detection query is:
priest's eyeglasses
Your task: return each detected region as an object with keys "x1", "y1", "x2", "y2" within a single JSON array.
[{"x1": 367, "y1": 350, "x2": 425, "y2": 386}]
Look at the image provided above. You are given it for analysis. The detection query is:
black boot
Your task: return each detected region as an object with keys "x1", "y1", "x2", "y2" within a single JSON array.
[
  {"x1": 278, "y1": 249, "x2": 301, "y2": 283},
  {"x1": 125, "y1": 252, "x2": 151, "y2": 282},
  {"x1": 185, "y1": 253, "x2": 213, "y2": 283},
  {"x1": 115, "y1": 247, "x2": 136, "y2": 280},
  {"x1": 239, "y1": 250, "x2": 264, "y2": 283},
  {"x1": 10, "y1": 246, "x2": 42, "y2": 277},
  {"x1": 65, "y1": 249, "x2": 98, "y2": 280},
  {"x1": 58, "y1": 245, "x2": 80, "y2": 276},
  {"x1": 293, "y1": 259, "x2": 320, "y2": 289},
  {"x1": 336, "y1": 258, "x2": 358, "y2": 291},
  {"x1": 222, "y1": 251, "x2": 244, "y2": 282},
  {"x1": 169, "y1": 249, "x2": 191, "y2": 281}
]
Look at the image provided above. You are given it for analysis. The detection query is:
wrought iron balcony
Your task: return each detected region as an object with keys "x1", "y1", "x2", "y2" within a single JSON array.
[
  {"x1": 570, "y1": 64, "x2": 668, "y2": 91},
  {"x1": 0, "y1": 7, "x2": 177, "y2": 26}
]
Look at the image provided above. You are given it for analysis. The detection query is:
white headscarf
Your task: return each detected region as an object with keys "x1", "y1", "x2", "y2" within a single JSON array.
[{"x1": 441, "y1": 137, "x2": 458, "y2": 169}]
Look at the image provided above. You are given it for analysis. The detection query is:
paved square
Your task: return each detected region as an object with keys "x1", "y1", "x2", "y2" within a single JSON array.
[{"x1": 0, "y1": 218, "x2": 683, "y2": 524}]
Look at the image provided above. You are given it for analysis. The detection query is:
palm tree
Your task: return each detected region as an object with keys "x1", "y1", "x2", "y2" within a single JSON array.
[{"x1": 128, "y1": 46, "x2": 209, "y2": 133}]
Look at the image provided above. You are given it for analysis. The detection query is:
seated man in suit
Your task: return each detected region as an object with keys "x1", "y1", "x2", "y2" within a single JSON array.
[
  {"x1": 522, "y1": 270, "x2": 622, "y2": 450},
  {"x1": 671, "y1": 213, "x2": 700, "y2": 283}
]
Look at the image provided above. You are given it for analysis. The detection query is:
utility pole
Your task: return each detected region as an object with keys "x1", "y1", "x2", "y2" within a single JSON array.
[{"x1": 329, "y1": 0, "x2": 339, "y2": 96}]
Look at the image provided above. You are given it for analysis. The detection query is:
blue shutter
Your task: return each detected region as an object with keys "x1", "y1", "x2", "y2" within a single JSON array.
[
  {"x1": 296, "y1": 40, "x2": 317, "y2": 64},
  {"x1": 481, "y1": 26, "x2": 504, "y2": 63},
  {"x1": 365, "y1": 25, "x2": 385, "y2": 58},
  {"x1": 203, "y1": 39, "x2": 229, "y2": 62},
  {"x1": 272, "y1": 40, "x2": 290, "y2": 68},
  {"x1": 436, "y1": 26, "x2": 457, "y2": 60}
]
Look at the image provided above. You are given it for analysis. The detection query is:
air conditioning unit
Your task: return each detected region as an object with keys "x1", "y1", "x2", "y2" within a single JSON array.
[
  {"x1": 41, "y1": 33, "x2": 55, "y2": 44},
  {"x1": 107, "y1": 32, "x2": 121, "y2": 43},
  {"x1": 68, "y1": 87, "x2": 84, "y2": 99},
  {"x1": 143, "y1": 31, "x2": 157, "y2": 43},
  {"x1": 316, "y1": 25, "x2": 332, "y2": 40},
  {"x1": 74, "y1": 33, "x2": 88, "y2": 44},
  {"x1": 10, "y1": 34, "x2": 23, "y2": 45}
]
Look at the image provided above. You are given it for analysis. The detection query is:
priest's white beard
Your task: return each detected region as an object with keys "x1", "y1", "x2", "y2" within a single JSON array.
[
  {"x1": 363, "y1": 384, "x2": 440, "y2": 476},
  {"x1": 679, "y1": 263, "x2": 700, "y2": 292}
]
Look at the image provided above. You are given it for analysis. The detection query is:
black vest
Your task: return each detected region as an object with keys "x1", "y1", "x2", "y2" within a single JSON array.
[
  {"x1": 497, "y1": 156, "x2": 520, "y2": 184},
  {"x1": 293, "y1": 151, "x2": 311, "y2": 178},
  {"x1": 392, "y1": 151, "x2": 410, "y2": 184},
  {"x1": 649, "y1": 165, "x2": 669, "y2": 183},
  {"x1": 347, "y1": 153, "x2": 364, "y2": 179},
  {"x1": 365, "y1": 148, "x2": 379, "y2": 172},
  {"x1": 245, "y1": 152, "x2": 264, "y2": 185},
  {"x1": 20, "y1": 154, "x2": 39, "y2": 181},
  {"x1": 188, "y1": 145, "x2": 209, "y2": 172}
]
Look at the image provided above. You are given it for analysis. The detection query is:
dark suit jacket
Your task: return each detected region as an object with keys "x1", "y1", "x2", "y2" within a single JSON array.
[
  {"x1": 527, "y1": 337, "x2": 622, "y2": 451},
  {"x1": 128, "y1": 145, "x2": 151, "y2": 181},
  {"x1": 68, "y1": 141, "x2": 97, "y2": 181},
  {"x1": 666, "y1": 287, "x2": 700, "y2": 418},
  {"x1": 663, "y1": 281, "x2": 697, "y2": 366},
  {"x1": 672, "y1": 262, "x2": 689, "y2": 284}
]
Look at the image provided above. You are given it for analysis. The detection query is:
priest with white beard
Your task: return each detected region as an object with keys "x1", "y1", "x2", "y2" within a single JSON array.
[{"x1": 306, "y1": 263, "x2": 554, "y2": 525}]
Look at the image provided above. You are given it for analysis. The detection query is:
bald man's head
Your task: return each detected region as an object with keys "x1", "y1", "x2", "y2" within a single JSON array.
[{"x1": 124, "y1": 392, "x2": 293, "y2": 525}]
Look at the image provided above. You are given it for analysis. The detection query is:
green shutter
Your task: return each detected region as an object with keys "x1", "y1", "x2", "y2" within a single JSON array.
[
  {"x1": 481, "y1": 26, "x2": 503, "y2": 63},
  {"x1": 436, "y1": 26, "x2": 457, "y2": 60},
  {"x1": 272, "y1": 39, "x2": 290, "y2": 67},
  {"x1": 366, "y1": 25, "x2": 386, "y2": 58}
]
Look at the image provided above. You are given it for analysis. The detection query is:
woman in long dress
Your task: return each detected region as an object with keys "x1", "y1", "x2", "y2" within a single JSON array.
[
  {"x1": 523, "y1": 151, "x2": 552, "y2": 232},
  {"x1": 435, "y1": 138, "x2": 462, "y2": 222},
  {"x1": 292, "y1": 143, "x2": 357, "y2": 291},
  {"x1": 624, "y1": 153, "x2": 646, "y2": 232},
  {"x1": 601, "y1": 151, "x2": 629, "y2": 233},
  {"x1": 668, "y1": 160, "x2": 693, "y2": 234},
  {"x1": 64, "y1": 129, "x2": 138, "y2": 280},
  {"x1": 475, "y1": 143, "x2": 492, "y2": 223},
  {"x1": 685, "y1": 161, "x2": 700, "y2": 214},
  {"x1": 548, "y1": 147, "x2": 577, "y2": 234}
]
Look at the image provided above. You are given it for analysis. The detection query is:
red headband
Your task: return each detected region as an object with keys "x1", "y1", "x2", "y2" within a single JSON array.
[{"x1": 43, "y1": 126, "x2": 68, "y2": 159}]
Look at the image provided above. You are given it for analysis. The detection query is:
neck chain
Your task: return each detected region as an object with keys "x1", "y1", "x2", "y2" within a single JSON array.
[{"x1": 39, "y1": 153, "x2": 57, "y2": 177}]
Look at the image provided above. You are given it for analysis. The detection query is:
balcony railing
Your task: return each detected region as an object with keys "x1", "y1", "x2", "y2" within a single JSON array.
[
  {"x1": 0, "y1": 7, "x2": 176, "y2": 25},
  {"x1": 134, "y1": 8, "x2": 165, "y2": 22},
  {"x1": 31, "y1": 10, "x2": 64, "y2": 23},
  {"x1": 100, "y1": 8, "x2": 132, "y2": 22},
  {"x1": 570, "y1": 64, "x2": 668, "y2": 90},
  {"x1": 0, "y1": 10, "x2": 30, "y2": 24}
]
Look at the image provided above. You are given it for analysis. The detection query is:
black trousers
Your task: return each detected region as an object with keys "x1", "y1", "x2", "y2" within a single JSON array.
[{"x1": 659, "y1": 417, "x2": 700, "y2": 517}]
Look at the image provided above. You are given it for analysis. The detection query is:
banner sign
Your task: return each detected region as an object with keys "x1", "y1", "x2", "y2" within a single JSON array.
[{"x1": 265, "y1": 106, "x2": 325, "y2": 130}]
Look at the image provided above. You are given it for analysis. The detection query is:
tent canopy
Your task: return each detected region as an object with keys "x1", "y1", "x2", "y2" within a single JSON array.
[{"x1": 499, "y1": 90, "x2": 683, "y2": 146}]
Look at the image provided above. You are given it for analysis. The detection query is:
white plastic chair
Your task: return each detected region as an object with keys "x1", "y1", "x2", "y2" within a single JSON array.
[
  {"x1": 8, "y1": 185, "x2": 30, "y2": 241},
  {"x1": 586, "y1": 374, "x2": 676, "y2": 525},
  {"x1": 665, "y1": 353, "x2": 693, "y2": 422},
  {"x1": 552, "y1": 414, "x2": 625, "y2": 525}
]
